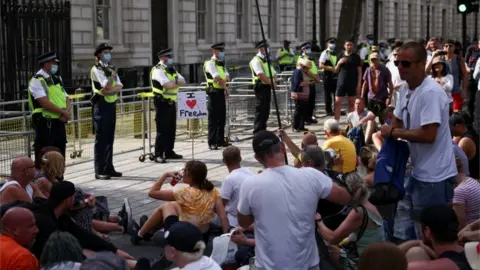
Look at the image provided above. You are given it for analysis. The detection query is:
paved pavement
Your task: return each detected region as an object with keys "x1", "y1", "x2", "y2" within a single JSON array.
[{"x1": 65, "y1": 103, "x2": 349, "y2": 266}]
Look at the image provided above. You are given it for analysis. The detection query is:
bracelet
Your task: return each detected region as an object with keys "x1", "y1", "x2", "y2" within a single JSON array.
[{"x1": 390, "y1": 127, "x2": 396, "y2": 138}]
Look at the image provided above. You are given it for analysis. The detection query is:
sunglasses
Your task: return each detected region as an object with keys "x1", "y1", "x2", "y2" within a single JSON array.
[
  {"x1": 394, "y1": 60, "x2": 420, "y2": 68},
  {"x1": 444, "y1": 44, "x2": 454, "y2": 48}
]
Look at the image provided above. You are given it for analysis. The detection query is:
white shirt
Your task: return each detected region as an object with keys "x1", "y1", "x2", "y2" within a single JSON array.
[
  {"x1": 0, "y1": 180, "x2": 34, "y2": 199},
  {"x1": 237, "y1": 166, "x2": 333, "y2": 270},
  {"x1": 386, "y1": 61, "x2": 405, "y2": 107},
  {"x1": 428, "y1": 74, "x2": 454, "y2": 101},
  {"x1": 91, "y1": 62, "x2": 123, "y2": 88},
  {"x1": 319, "y1": 49, "x2": 337, "y2": 65},
  {"x1": 220, "y1": 167, "x2": 255, "y2": 227},
  {"x1": 394, "y1": 77, "x2": 457, "y2": 182},
  {"x1": 359, "y1": 47, "x2": 369, "y2": 60},
  {"x1": 250, "y1": 52, "x2": 277, "y2": 76},
  {"x1": 29, "y1": 69, "x2": 68, "y2": 99},
  {"x1": 151, "y1": 61, "x2": 186, "y2": 86},
  {"x1": 204, "y1": 56, "x2": 229, "y2": 78},
  {"x1": 171, "y1": 256, "x2": 221, "y2": 270}
]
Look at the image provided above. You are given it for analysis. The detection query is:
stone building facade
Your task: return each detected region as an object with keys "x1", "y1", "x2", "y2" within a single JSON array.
[{"x1": 70, "y1": 0, "x2": 478, "y2": 74}]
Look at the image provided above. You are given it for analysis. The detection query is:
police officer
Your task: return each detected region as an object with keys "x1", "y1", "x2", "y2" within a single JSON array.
[
  {"x1": 150, "y1": 48, "x2": 185, "y2": 163},
  {"x1": 249, "y1": 40, "x2": 277, "y2": 134},
  {"x1": 297, "y1": 42, "x2": 320, "y2": 124},
  {"x1": 276, "y1": 40, "x2": 295, "y2": 71},
  {"x1": 28, "y1": 52, "x2": 71, "y2": 169},
  {"x1": 203, "y1": 42, "x2": 231, "y2": 150},
  {"x1": 90, "y1": 43, "x2": 123, "y2": 180},
  {"x1": 360, "y1": 34, "x2": 375, "y2": 72},
  {"x1": 319, "y1": 38, "x2": 338, "y2": 116}
]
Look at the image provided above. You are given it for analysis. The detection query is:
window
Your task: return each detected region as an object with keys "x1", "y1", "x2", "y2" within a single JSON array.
[
  {"x1": 197, "y1": 0, "x2": 207, "y2": 40},
  {"x1": 96, "y1": 0, "x2": 111, "y2": 41},
  {"x1": 394, "y1": 2, "x2": 399, "y2": 37},
  {"x1": 267, "y1": 0, "x2": 276, "y2": 40},
  {"x1": 379, "y1": 1, "x2": 384, "y2": 39},
  {"x1": 236, "y1": 0, "x2": 244, "y2": 40},
  {"x1": 408, "y1": 4, "x2": 412, "y2": 38},
  {"x1": 295, "y1": 0, "x2": 303, "y2": 39},
  {"x1": 420, "y1": 5, "x2": 425, "y2": 39},
  {"x1": 442, "y1": 9, "x2": 447, "y2": 38},
  {"x1": 362, "y1": 0, "x2": 368, "y2": 36}
]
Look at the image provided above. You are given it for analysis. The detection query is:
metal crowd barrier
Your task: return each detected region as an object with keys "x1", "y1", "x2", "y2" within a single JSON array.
[{"x1": 0, "y1": 71, "x2": 295, "y2": 172}]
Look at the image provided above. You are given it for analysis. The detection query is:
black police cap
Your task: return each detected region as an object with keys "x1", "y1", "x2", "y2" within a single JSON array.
[
  {"x1": 157, "y1": 48, "x2": 173, "y2": 58},
  {"x1": 255, "y1": 40, "x2": 268, "y2": 49},
  {"x1": 366, "y1": 34, "x2": 374, "y2": 40},
  {"x1": 300, "y1": 41, "x2": 311, "y2": 49},
  {"x1": 37, "y1": 51, "x2": 59, "y2": 64},
  {"x1": 387, "y1": 38, "x2": 396, "y2": 44},
  {"x1": 94, "y1": 43, "x2": 113, "y2": 56},
  {"x1": 283, "y1": 40, "x2": 291, "y2": 44},
  {"x1": 211, "y1": 42, "x2": 225, "y2": 50},
  {"x1": 326, "y1": 37, "x2": 336, "y2": 43}
]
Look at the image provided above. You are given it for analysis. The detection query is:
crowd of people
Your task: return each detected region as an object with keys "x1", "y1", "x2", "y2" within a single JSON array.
[{"x1": 1, "y1": 38, "x2": 479, "y2": 270}]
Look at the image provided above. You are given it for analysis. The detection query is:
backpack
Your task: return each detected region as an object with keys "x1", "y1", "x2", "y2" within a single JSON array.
[
  {"x1": 347, "y1": 126, "x2": 365, "y2": 154},
  {"x1": 370, "y1": 137, "x2": 410, "y2": 205}
]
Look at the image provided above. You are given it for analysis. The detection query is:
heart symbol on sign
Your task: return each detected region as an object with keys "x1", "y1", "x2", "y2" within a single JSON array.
[{"x1": 186, "y1": 99, "x2": 197, "y2": 109}]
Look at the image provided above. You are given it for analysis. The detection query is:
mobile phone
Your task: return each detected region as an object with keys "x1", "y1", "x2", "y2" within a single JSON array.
[{"x1": 437, "y1": 50, "x2": 447, "y2": 56}]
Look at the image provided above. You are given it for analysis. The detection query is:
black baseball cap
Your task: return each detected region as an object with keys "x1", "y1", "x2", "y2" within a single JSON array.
[
  {"x1": 420, "y1": 205, "x2": 459, "y2": 235},
  {"x1": 159, "y1": 221, "x2": 204, "y2": 253},
  {"x1": 49, "y1": 181, "x2": 76, "y2": 206},
  {"x1": 252, "y1": 130, "x2": 281, "y2": 155}
]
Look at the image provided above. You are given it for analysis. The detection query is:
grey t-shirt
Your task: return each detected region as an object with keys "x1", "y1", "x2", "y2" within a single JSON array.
[
  {"x1": 237, "y1": 166, "x2": 333, "y2": 270},
  {"x1": 347, "y1": 109, "x2": 371, "y2": 126}
]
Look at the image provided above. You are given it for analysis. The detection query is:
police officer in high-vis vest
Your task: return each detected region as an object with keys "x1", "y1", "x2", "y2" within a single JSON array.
[
  {"x1": 249, "y1": 40, "x2": 277, "y2": 134},
  {"x1": 297, "y1": 42, "x2": 320, "y2": 124},
  {"x1": 203, "y1": 42, "x2": 231, "y2": 150},
  {"x1": 28, "y1": 52, "x2": 71, "y2": 169},
  {"x1": 150, "y1": 48, "x2": 185, "y2": 163},
  {"x1": 319, "y1": 38, "x2": 338, "y2": 116},
  {"x1": 90, "y1": 43, "x2": 123, "y2": 180},
  {"x1": 276, "y1": 40, "x2": 295, "y2": 71},
  {"x1": 360, "y1": 34, "x2": 375, "y2": 72}
]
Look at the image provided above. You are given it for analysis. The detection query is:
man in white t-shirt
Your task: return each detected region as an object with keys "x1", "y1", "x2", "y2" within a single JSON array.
[
  {"x1": 381, "y1": 42, "x2": 457, "y2": 239},
  {"x1": 346, "y1": 98, "x2": 376, "y2": 143},
  {"x1": 220, "y1": 146, "x2": 254, "y2": 227},
  {"x1": 237, "y1": 131, "x2": 351, "y2": 270},
  {"x1": 385, "y1": 47, "x2": 406, "y2": 107}
]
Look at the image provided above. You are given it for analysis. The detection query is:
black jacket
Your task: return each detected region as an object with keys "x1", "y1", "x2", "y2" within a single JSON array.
[{"x1": 2, "y1": 199, "x2": 117, "y2": 258}]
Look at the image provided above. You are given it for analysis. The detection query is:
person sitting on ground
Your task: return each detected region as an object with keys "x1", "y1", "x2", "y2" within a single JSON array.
[
  {"x1": 237, "y1": 130, "x2": 351, "y2": 269},
  {"x1": 357, "y1": 242, "x2": 408, "y2": 270},
  {"x1": 131, "y1": 160, "x2": 229, "y2": 245},
  {"x1": 450, "y1": 113, "x2": 479, "y2": 179},
  {"x1": 33, "y1": 150, "x2": 65, "y2": 198},
  {"x1": 299, "y1": 145, "x2": 350, "y2": 230},
  {"x1": 399, "y1": 205, "x2": 473, "y2": 270},
  {"x1": 220, "y1": 146, "x2": 255, "y2": 228},
  {"x1": 358, "y1": 145, "x2": 378, "y2": 187},
  {"x1": 160, "y1": 221, "x2": 221, "y2": 270},
  {"x1": 346, "y1": 98, "x2": 376, "y2": 144},
  {"x1": 279, "y1": 129, "x2": 319, "y2": 168},
  {"x1": 39, "y1": 231, "x2": 83, "y2": 270},
  {"x1": 0, "y1": 156, "x2": 45, "y2": 205},
  {"x1": 0, "y1": 207, "x2": 39, "y2": 270},
  {"x1": 459, "y1": 219, "x2": 480, "y2": 244},
  {"x1": 317, "y1": 172, "x2": 385, "y2": 270},
  {"x1": 322, "y1": 119, "x2": 357, "y2": 173},
  {"x1": 453, "y1": 158, "x2": 480, "y2": 230},
  {"x1": 372, "y1": 106, "x2": 395, "y2": 150},
  {"x1": 0, "y1": 181, "x2": 135, "y2": 265}
]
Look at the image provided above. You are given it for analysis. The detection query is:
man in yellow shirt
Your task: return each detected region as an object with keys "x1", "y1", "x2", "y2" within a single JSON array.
[{"x1": 321, "y1": 119, "x2": 357, "y2": 173}]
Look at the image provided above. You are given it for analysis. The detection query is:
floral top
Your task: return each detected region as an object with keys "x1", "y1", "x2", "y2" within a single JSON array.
[{"x1": 173, "y1": 185, "x2": 220, "y2": 228}]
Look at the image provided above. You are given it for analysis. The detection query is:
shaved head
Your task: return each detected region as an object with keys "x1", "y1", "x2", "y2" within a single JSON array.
[
  {"x1": 302, "y1": 133, "x2": 318, "y2": 147},
  {"x1": 2, "y1": 207, "x2": 38, "y2": 247},
  {"x1": 10, "y1": 156, "x2": 35, "y2": 184}
]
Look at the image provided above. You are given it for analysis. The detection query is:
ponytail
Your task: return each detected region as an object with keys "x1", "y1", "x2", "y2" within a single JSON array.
[{"x1": 199, "y1": 178, "x2": 214, "y2": 191}]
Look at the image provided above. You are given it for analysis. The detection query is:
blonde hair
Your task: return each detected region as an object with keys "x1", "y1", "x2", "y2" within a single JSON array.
[
  {"x1": 41, "y1": 151, "x2": 65, "y2": 178},
  {"x1": 359, "y1": 145, "x2": 378, "y2": 172},
  {"x1": 344, "y1": 172, "x2": 370, "y2": 207},
  {"x1": 297, "y1": 58, "x2": 312, "y2": 69}
]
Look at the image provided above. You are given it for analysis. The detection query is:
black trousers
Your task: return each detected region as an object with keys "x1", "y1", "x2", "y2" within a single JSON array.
[
  {"x1": 93, "y1": 99, "x2": 116, "y2": 174},
  {"x1": 207, "y1": 89, "x2": 226, "y2": 146},
  {"x1": 323, "y1": 77, "x2": 337, "y2": 114},
  {"x1": 253, "y1": 83, "x2": 271, "y2": 134},
  {"x1": 293, "y1": 99, "x2": 308, "y2": 130},
  {"x1": 306, "y1": 83, "x2": 317, "y2": 120},
  {"x1": 468, "y1": 79, "x2": 477, "y2": 119},
  {"x1": 33, "y1": 115, "x2": 66, "y2": 169},
  {"x1": 154, "y1": 96, "x2": 177, "y2": 157}
]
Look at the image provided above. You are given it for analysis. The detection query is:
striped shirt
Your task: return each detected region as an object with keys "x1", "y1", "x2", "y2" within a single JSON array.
[{"x1": 453, "y1": 177, "x2": 480, "y2": 224}]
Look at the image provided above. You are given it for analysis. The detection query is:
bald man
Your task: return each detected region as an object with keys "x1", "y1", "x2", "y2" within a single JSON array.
[
  {"x1": 278, "y1": 130, "x2": 319, "y2": 168},
  {"x1": 0, "y1": 157, "x2": 44, "y2": 205},
  {"x1": 0, "y1": 207, "x2": 39, "y2": 270}
]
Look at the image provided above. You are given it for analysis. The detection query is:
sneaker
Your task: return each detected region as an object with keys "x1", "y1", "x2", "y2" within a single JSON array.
[
  {"x1": 117, "y1": 204, "x2": 128, "y2": 234},
  {"x1": 138, "y1": 215, "x2": 154, "y2": 241},
  {"x1": 124, "y1": 198, "x2": 133, "y2": 234},
  {"x1": 130, "y1": 229, "x2": 143, "y2": 245}
]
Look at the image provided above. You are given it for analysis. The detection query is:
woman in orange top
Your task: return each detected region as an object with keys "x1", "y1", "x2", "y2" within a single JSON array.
[{"x1": 131, "y1": 160, "x2": 229, "y2": 245}]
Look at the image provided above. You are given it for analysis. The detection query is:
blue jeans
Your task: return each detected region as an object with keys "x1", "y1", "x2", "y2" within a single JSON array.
[{"x1": 407, "y1": 176, "x2": 455, "y2": 239}]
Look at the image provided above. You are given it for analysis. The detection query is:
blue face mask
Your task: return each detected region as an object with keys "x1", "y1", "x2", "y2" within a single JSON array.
[
  {"x1": 103, "y1": 53, "x2": 111, "y2": 63},
  {"x1": 368, "y1": 40, "x2": 374, "y2": 46},
  {"x1": 218, "y1": 52, "x2": 225, "y2": 60},
  {"x1": 167, "y1": 58, "x2": 174, "y2": 65},
  {"x1": 329, "y1": 44, "x2": 336, "y2": 50},
  {"x1": 51, "y1": 64, "x2": 58, "y2": 74},
  {"x1": 306, "y1": 49, "x2": 312, "y2": 55}
]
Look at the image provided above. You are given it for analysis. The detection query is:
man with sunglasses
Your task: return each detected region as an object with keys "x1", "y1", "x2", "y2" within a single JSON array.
[
  {"x1": 380, "y1": 42, "x2": 457, "y2": 239},
  {"x1": 386, "y1": 47, "x2": 406, "y2": 108},
  {"x1": 442, "y1": 40, "x2": 469, "y2": 113}
]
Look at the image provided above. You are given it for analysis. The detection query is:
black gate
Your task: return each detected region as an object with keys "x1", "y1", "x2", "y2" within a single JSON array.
[{"x1": 0, "y1": 0, "x2": 72, "y2": 105}]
